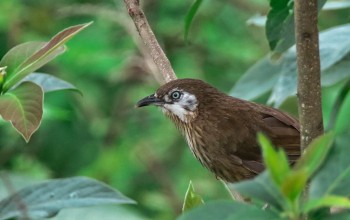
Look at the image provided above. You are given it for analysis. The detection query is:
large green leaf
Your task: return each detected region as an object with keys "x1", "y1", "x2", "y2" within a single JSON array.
[
  {"x1": 269, "y1": 24, "x2": 350, "y2": 106},
  {"x1": 316, "y1": 211, "x2": 350, "y2": 220},
  {"x1": 182, "y1": 181, "x2": 204, "y2": 212},
  {"x1": 309, "y1": 132, "x2": 350, "y2": 199},
  {"x1": 1, "y1": 22, "x2": 92, "y2": 92},
  {"x1": 229, "y1": 172, "x2": 284, "y2": 210},
  {"x1": 247, "y1": 0, "x2": 350, "y2": 28},
  {"x1": 303, "y1": 195, "x2": 350, "y2": 213},
  {"x1": 265, "y1": 0, "x2": 293, "y2": 52},
  {"x1": 20, "y1": 73, "x2": 79, "y2": 93},
  {"x1": 177, "y1": 200, "x2": 281, "y2": 220},
  {"x1": 232, "y1": 24, "x2": 350, "y2": 106},
  {"x1": 229, "y1": 57, "x2": 282, "y2": 100},
  {"x1": 323, "y1": 1, "x2": 350, "y2": 10},
  {"x1": 0, "y1": 176, "x2": 135, "y2": 220},
  {"x1": 266, "y1": 0, "x2": 327, "y2": 53},
  {"x1": 0, "y1": 81, "x2": 43, "y2": 142},
  {"x1": 322, "y1": 55, "x2": 350, "y2": 87}
]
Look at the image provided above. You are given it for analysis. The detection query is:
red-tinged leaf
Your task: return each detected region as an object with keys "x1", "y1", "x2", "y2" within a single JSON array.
[
  {"x1": 0, "y1": 42, "x2": 46, "y2": 80},
  {"x1": 0, "y1": 82, "x2": 43, "y2": 142},
  {"x1": 2, "y1": 22, "x2": 93, "y2": 91}
]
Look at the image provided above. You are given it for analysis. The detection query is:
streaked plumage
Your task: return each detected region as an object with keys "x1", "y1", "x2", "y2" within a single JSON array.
[{"x1": 137, "y1": 79, "x2": 300, "y2": 182}]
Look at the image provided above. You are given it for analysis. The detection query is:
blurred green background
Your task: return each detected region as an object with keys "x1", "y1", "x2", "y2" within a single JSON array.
[{"x1": 0, "y1": 0, "x2": 348, "y2": 219}]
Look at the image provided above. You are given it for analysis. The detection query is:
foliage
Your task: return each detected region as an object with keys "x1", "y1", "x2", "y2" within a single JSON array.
[
  {"x1": 0, "y1": 0, "x2": 350, "y2": 220},
  {"x1": 182, "y1": 181, "x2": 204, "y2": 212},
  {"x1": 231, "y1": 24, "x2": 350, "y2": 107},
  {"x1": 180, "y1": 133, "x2": 350, "y2": 219},
  {"x1": 0, "y1": 21, "x2": 139, "y2": 219},
  {"x1": 0, "y1": 176, "x2": 135, "y2": 220},
  {"x1": 266, "y1": 0, "x2": 327, "y2": 53},
  {"x1": 179, "y1": 2, "x2": 350, "y2": 218},
  {"x1": 0, "y1": 23, "x2": 91, "y2": 141},
  {"x1": 179, "y1": 200, "x2": 279, "y2": 220}
]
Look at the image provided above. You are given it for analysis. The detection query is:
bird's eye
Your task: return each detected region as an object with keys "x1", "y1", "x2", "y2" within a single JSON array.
[{"x1": 170, "y1": 91, "x2": 182, "y2": 100}]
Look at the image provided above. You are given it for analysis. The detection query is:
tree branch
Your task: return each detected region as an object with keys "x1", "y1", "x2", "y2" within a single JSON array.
[
  {"x1": 123, "y1": 0, "x2": 177, "y2": 84},
  {"x1": 294, "y1": 0, "x2": 324, "y2": 150}
]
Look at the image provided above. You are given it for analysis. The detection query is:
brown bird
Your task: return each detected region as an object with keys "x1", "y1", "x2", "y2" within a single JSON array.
[{"x1": 137, "y1": 79, "x2": 300, "y2": 182}]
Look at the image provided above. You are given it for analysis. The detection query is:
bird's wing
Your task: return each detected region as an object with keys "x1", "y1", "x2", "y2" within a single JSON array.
[
  {"x1": 238, "y1": 103, "x2": 300, "y2": 175},
  {"x1": 258, "y1": 105, "x2": 300, "y2": 161}
]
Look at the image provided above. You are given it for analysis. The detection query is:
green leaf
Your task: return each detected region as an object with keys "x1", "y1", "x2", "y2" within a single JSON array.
[
  {"x1": 229, "y1": 172, "x2": 284, "y2": 210},
  {"x1": 280, "y1": 169, "x2": 308, "y2": 202},
  {"x1": 0, "y1": 81, "x2": 43, "y2": 142},
  {"x1": 1, "y1": 22, "x2": 92, "y2": 92},
  {"x1": 322, "y1": 55, "x2": 350, "y2": 87},
  {"x1": 266, "y1": 0, "x2": 327, "y2": 53},
  {"x1": 265, "y1": 0, "x2": 293, "y2": 52},
  {"x1": 310, "y1": 132, "x2": 350, "y2": 199},
  {"x1": 182, "y1": 181, "x2": 204, "y2": 212},
  {"x1": 316, "y1": 211, "x2": 350, "y2": 220},
  {"x1": 294, "y1": 133, "x2": 334, "y2": 177},
  {"x1": 184, "y1": 0, "x2": 203, "y2": 41},
  {"x1": 232, "y1": 24, "x2": 350, "y2": 104},
  {"x1": 258, "y1": 133, "x2": 290, "y2": 186},
  {"x1": 248, "y1": 0, "x2": 350, "y2": 30},
  {"x1": 0, "y1": 176, "x2": 135, "y2": 220},
  {"x1": 0, "y1": 42, "x2": 47, "y2": 82},
  {"x1": 271, "y1": 24, "x2": 350, "y2": 107},
  {"x1": 20, "y1": 73, "x2": 80, "y2": 94},
  {"x1": 229, "y1": 56, "x2": 282, "y2": 100},
  {"x1": 177, "y1": 200, "x2": 281, "y2": 220},
  {"x1": 323, "y1": 1, "x2": 350, "y2": 10},
  {"x1": 303, "y1": 195, "x2": 350, "y2": 213}
]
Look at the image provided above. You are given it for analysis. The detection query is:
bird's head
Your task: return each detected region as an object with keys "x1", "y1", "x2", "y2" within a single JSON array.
[{"x1": 137, "y1": 79, "x2": 220, "y2": 123}]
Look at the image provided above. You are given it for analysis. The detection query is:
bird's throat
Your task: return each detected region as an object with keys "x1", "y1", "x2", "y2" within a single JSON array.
[{"x1": 162, "y1": 106, "x2": 197, "y2": 123}]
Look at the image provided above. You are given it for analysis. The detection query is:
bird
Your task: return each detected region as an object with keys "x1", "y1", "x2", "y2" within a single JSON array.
[{"x1": 136, "y1": 78, "x2": 300, "y2": 183}]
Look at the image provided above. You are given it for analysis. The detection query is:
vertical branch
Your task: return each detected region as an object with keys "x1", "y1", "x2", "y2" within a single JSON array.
[
  {"x1": 294, "y1": 0, "x2": 324, "y2": 150},
  {"x1": 123, "y1": 0, "x2": 177, "y2": 84}
]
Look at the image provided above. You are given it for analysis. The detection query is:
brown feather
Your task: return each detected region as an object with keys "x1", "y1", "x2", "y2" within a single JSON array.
[{"x1": 155, "y1": 79, "x2": 300, "y2": 182}]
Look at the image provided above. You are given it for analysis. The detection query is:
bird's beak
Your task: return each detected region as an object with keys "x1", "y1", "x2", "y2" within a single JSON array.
[{"x1": 136, "y1": 94, "x2": 164, "y2": 107}]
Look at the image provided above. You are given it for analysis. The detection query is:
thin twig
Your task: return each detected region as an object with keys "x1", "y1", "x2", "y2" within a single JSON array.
[
  {"x1": 58, "y1": 4, "x2": 160, "y2": 80},
  {"x1": 123, "y1": 0, "x2": 177, "y2": 84}
]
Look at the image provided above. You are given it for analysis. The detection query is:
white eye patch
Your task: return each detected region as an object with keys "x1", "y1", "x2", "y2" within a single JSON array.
[{"x1": 162, "y1": 91, "x2": 198, "y2": 122}]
